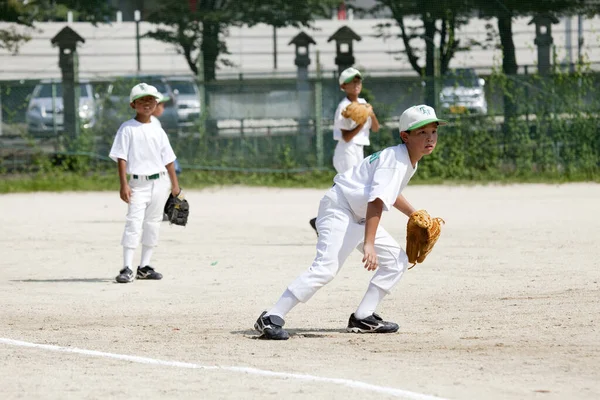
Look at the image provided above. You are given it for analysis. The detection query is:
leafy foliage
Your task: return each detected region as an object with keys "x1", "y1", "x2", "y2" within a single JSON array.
[
  {"x1": 0, "y1": 0, "x2": 114, "y2": 53},
  {"x1": 144, "y1": 0, "x2": 337, "y2": 81},
  {"x1": 366, "y1": 0, "x2": 474, "y2": 78}
]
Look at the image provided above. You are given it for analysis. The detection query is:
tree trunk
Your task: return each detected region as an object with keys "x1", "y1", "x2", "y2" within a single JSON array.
[
  {"x1": 201, "y1": 22, "x2": 220, "y2": 82},
  {"x1": 199, "y1": 21, "x2": 220, "y2": 136},
  {"x1": 497, "y1": 13, "x2": 518, "y2": 122}
]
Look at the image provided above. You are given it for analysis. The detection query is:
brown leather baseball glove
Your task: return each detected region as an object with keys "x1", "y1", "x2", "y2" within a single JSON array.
[
  {"x1": 406, "y1": 210, "x2": 444, "y2": 269},
  {"x1": 341, "y1": 102, "x2": 371, "y2": 125}
]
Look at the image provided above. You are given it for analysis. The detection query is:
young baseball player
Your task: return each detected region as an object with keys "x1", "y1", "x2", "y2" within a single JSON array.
[
  {"x1": 309, "y1": 67, "x2": 380, "y2": 235},
  {"x1": 109, "y1": 83, "x2": 181, "y2": 283},
  {"x1": 255, "y1": 104, "x2": 445, "y2": 340},
  {"x1": 333, "y1": 67, "x2": 380, "y2": 173}
]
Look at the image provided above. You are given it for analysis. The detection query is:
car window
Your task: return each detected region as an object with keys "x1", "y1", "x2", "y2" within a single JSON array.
[
  {"x1": 150, "y1": 82, "x2": 167, "y2": 93},
  {"x1": 169, "y1": 81, "x2": 197, "y2": 95},
  {"x1": 443, "y1": 70, "x2": 480, "y2": 87},
  {"x1": 443, "y1": 75, "x2": 480, "y2": 88},
  {"x1": 38, "y1": 83, "x2": 89, "y2": 98}
]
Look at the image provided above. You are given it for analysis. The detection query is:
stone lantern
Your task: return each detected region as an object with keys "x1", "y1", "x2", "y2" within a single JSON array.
[
  {"x1": 51, "y1": 26, "x2": 85, "y2": 143},
  {"x1": 327, "y1": 26, "x2": 362, "y2": 75},
  {"x1": 528, "y1": 14, "x2": 559, "y2": 75}
]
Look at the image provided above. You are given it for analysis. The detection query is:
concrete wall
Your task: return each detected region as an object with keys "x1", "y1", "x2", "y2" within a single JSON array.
[{"x1": 1, "y1": 16, "x2": 599, "y2": 80}]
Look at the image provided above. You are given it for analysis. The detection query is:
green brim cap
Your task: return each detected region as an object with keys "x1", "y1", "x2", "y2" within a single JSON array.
[
  {"x1": 339, "y1": 67, "x2": 363, "y2": 85},
  {"x1": 343, "y1": 73, "x2": 361, "y2": 84},
  {"x1": 129, "y1": 83, "x2": 162, "y2": 103},
  {"x1": 408, "y1": 118, "x2": 447, "y2": 131},
  {"x1": 131, "y1": 93, "x2": 161, "y2": 102}
]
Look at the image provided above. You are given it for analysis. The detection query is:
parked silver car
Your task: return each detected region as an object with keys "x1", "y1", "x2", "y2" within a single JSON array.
[
  {"x1": 439, "y1": 68, "x2": 488, "y2": 116},
  {"x1": 166, "y1": 76, "x2": 201, "y2": 127},
  {"x1": 26, "y1": 80, "x2": 98, "y2": 136}
]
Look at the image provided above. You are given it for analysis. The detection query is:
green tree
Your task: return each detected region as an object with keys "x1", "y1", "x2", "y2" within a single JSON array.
[
  {"x1": 0, "y1": 0, "x2": 34, "y2": 53},
  {"x1": 365, "y1": 0, "x2": 474, "y2": 107},
  {"x1": 0, "y1": 0, "x2": 114, "y2": 53},
  {"x1": 144, "y1": 0, "x2": 338, "y2": 82},
  {"x1": 474, "y1": 0, "x2": 590, "y2": 121}
]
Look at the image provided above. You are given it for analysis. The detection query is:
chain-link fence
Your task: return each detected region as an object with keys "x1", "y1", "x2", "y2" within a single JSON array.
[{"x1": 1, "y1": 69, "x2": 600, "y2": 177}]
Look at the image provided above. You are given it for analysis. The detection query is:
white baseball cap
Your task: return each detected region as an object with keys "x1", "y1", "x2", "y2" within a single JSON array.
[
  {"x1": 399, "y1": 105, "x2": 447, "y2": 132},
  {"x1": 338, "y1": 67, "x2": 362, "y2": 86},
  {"x1": 129, "y1": 83, "x2": 161, "y2": 103}
]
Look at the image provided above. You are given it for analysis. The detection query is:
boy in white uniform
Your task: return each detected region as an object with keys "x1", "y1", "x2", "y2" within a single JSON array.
[
  {"x1": 333, "y1": 67, "x2": 380, "y2": 173},
  {"x1": 109, "y1": 83, "x2": 181, "y2": 283},
  {"x1": 309, "y1": 67, "x2": 380, "y2": 235},
  {"x1": 255, "y1": 104, "x2": 445, "y2": 340}
]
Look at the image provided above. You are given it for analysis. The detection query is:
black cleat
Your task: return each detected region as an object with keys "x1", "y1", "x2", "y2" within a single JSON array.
[
  {"x1": 136, "y1": 265, "x2": 163, "y2": 280},
  {"x1": 309, "y1": 217, "x2": 318, "y2": 236},
  {"x1": 254, "y1": 311, "x2": 290, "y2": 340},
  {"x1": 115, "y1": 267, "x2": 135, "y2": 283},
  {"x1": 347, "y1": 313, "x2": 399, "y2": 333}
]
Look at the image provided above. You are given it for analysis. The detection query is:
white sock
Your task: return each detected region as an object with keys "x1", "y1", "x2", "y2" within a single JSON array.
[
  {"x1": 140, "y1": 245, "x2": 154, "y2": 267},
  {"x1": 354, "y1": 283, "x2": 387, "y2": 320},
  {"x1": 267, "y1": 289, "x2": 300, "y2": 319},
  {"x1": 123, "y1": 247, "x2": 135, "y2": 269}
]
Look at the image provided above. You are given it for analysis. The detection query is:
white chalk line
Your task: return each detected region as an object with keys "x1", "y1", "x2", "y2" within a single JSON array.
[{"x1": 0, "y1": 337, "x2": 448, "y2": 400}]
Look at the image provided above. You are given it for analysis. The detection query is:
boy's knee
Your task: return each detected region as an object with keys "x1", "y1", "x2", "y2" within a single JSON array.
[{"x1": 317, "y1": 269, "x2": 337, "y2": 285}]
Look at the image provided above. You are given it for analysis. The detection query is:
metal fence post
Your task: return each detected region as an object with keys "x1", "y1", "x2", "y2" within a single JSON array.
[
  {"x1": 196, "y1": 46, "x2": 207, "y2": 137},
  {"x1": 315, "y1": 51, "x2": 323, "y2": 169},
  {"x1": 51, "y1": 79, "x2": 58, "y2": 139},
  {"x1": 524, "y1": 65, "x2": 529, "y2": 123},
  {"x1": 135, "y1": 10, "x2": 141, "y2": 72},
  {"x1": 0, "y1": 85, "x2": 3, "y2": 137}
]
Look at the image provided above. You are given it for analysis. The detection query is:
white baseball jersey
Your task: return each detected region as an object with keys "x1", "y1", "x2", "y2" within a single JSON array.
[
  {"x1": 332, "y1": 143, "x2": 416, "y2": 219},
  {"x1": 288, "y1": 143, "x2": 415, "y2": 303},
  {"x1": 333, "y1": 97, "x2": 372, "y2": 146},
  {"x1": 150, "y1": 115, "x2": 162, "y2": 128},
  {"x1": 109, "y1": 118, "x2": 176, "y2": 175}
]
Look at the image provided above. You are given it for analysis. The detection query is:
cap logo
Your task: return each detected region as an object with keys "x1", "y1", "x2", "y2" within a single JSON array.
[{"x1": 418, "y1": 106, "x2": 432, "y2": 115}]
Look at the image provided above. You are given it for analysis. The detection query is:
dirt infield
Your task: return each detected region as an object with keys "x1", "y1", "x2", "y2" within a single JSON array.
[{"x1": 1, "y1": 184, "x2": 598, "y2": 400}]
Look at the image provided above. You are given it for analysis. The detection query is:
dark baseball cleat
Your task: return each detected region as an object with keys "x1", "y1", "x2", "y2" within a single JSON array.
[
  {"x1": 347, "y1": 313, "x2": 399, "y2": 333},
  {"x1": 309, "y1": 217, "x2": 318, "y2": 236},
  {"x1": 136, "y1": 266, "x2": 163, "y2": 280},
  {"x1": 254, "y1": 311, "x2": 289, "y2": 340},
  {"x1": 115, "y1": 267, "x2": 135, "y2": 283}
]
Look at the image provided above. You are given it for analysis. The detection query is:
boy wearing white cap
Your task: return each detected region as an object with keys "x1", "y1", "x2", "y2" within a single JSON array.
[
  {"x1": 109, "y1": 83, "x2": 181, "y2": 283},
  {"x1": 255, "y1": 104, "x2": 445, "y2": 340},
  {"x1": 309, "y1": 67, "x2": 380, "y2": 235},
  {"x1": 333, "y1": 67, "x2": 380, "y2": 173}
]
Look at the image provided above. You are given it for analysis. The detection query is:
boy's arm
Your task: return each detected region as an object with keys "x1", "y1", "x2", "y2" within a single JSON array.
[
  {"x1": 166, "y1": 162, "x2": 181, "y2": 196},
  {"x1": 393, "y1": 194, "x2": 416, "y2": 218},
  {"x1": 363, "y1": 198, "x2": 384, "y2": 271},
  {"x1": 368, "y1": 106, "x2": 380, "y2": 132},
  {"x1": 341, "y1": 123, "x2": 365, "y2": 142},
  {"x1": 117, "y1": 159, "x2": 131, "y2": 203}
]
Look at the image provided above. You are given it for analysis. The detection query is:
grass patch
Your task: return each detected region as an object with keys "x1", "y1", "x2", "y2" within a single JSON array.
[
  {"x1": 0, "y1": 169, "x2": 338, "y2": 193},
  {"x1": 1, "y1": 167, "x2": 598, "y2": 194}
]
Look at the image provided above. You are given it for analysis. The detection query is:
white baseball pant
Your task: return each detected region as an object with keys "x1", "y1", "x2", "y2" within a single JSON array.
[
  {"x1": 288, "y1": 186, "x2": 409, "y2": 303},
  {"x1": 121, "y1": 173, "x2": 172, "y2": 249},
  {"x1": 333, "y1": 140, "x2": 364, "y2": 173}
]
